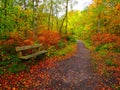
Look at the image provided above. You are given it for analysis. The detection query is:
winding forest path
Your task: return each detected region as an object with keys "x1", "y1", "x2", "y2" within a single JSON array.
[{"x1": 34, "y1": 41, "x2": 102, "y2": 90}]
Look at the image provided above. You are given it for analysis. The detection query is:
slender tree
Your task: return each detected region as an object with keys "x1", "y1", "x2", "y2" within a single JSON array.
[
  {"x1": 3, "y1": 0, "x2": 7, "y2": 39},
  {"x1": 65, "y1": 0, "x2": 69, "y2": 34},
  {"x1": 48, "y1": 0, "x2": 53, "y2": 30},
  {"x1": 23, "y1": 0, "x2": 28, "y2": 38}
]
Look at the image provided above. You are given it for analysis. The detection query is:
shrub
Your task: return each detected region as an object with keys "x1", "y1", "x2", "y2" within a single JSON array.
[
  {"x1": 95, "y1": 43, "x2": 116, "y2": 51},
  {"x1": 8, "y1": 63, "x2": 26, "y2": 73},
  {"x1": 0, "y1": 31, "x2": 35, "y2": 61},
  {"x1": 0, "y1": 67, "x2": 4, "y2": 75},
  {"x1": 47, "y1": 46, "x2": 56, "y2": 57},
  {"x1": 105, "y1": 59, "x2": 118, "y2": 67},
  {"x1": 57, "y1": 40, "x2": 65, "y2": 49},
  {"x1": 53, "y1": 43, "x2": 75, "y2": 56},
  {"x1": 0, "y1": 30, "x2": 42, "y2": 74},
  {"x1": 22, "y1": 39, "x2": 34, "y2": 46},
  {"x1": 92, "y1": 33, "x2": 120, "y2": 52},
  {"x1": 0, "y1": 55, "x2": 23, "y2": 75},
  {"x1": 63, "y1": 34, "x2": 77, "y2": 43},
  {"x1": 37, "y1": 30, "x2": 61, "y2": 47},
  {"x1": 92, "y1": 33, "x2": 118, "y2": 46}
]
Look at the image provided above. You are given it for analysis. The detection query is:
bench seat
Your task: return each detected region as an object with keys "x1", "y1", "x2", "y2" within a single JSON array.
[
  {"x1": 19, "y1": 50, "x2": 47, "y2": 59},
  {"x1": 16, "y1": 44, "x2": 47, "y2": 60}
]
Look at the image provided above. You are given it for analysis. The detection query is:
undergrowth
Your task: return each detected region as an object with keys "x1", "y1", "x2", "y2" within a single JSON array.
[
  {"x1": 53, "y1": 43, "x2": 76, "y2": 56},
  {"x1": 83, "y1": 37, "x2": 120, "y2": 90}
]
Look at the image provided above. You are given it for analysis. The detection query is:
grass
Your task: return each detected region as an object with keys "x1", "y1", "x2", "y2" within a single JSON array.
[{"x1": 53, "y1": 43, "x2": 76, "y2": 56}]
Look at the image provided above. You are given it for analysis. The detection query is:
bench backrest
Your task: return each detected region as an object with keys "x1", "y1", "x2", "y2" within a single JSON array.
[{"x1": 16, "y1": 44, "x2": 42, "y2": 51}]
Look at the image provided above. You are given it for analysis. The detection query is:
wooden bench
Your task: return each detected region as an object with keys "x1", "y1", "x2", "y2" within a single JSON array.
[{"x1": 16, "y1": 44, "x2": 47, "y2": 59}]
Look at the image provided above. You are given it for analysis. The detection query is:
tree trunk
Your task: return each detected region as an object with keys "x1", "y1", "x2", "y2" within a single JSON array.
[
  {"x1": 48, "y1": 0, "x2": 53, "y2": 30},
  {"x1": 97, "y1": 14, "x2": 100, "y2": 33},
  {"x1": 65, "y1": 0, "x2": 69, "y2": 34},
  {"x1": 4, "y1": 0, "x2": 7, "y2": 39},
  {"x1": 24, "y1": 0, "x2": 28, "y2": 38},
  {"x1": 59, "y1": 15, "x2": 66, "y2": 33},
  {"x1": 55, "y1": 4, "x2": 59, "y2": 30}
]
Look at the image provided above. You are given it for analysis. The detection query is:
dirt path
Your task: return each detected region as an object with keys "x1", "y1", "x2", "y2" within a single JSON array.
[{"x1": 32, "y1": 41, "x2": 102, "y2": 90}]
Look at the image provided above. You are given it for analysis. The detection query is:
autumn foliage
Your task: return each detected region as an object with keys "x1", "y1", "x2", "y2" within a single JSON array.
[
  {"x1": 0, "y1": 32, "x2": 34, "y2": 47},
  {"x1": 91, "y1": 33, "x2": 120, "y2": 89},
  {"x1": 92, "y1": 33, "x2": 120, "y2": 47},
  {"x1": 37, "y1": 30, "x2": 61, "y2": 47}
]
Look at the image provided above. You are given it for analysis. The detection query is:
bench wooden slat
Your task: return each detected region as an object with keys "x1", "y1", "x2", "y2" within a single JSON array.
[
  {"x1": 19, "y1": 50, "x2": 47, "y2": 59},
  {"x1": 16, "y1": 44, "x2": 42, "y2": 51}
]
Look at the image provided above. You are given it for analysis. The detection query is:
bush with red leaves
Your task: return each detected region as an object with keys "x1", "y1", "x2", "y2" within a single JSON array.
[
  {"x1": 37, "y1": 30, "x2": 61, "y2": 47},
  {"x1": 92, "y1": 33, "x2": 118, "y2": 46}
]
